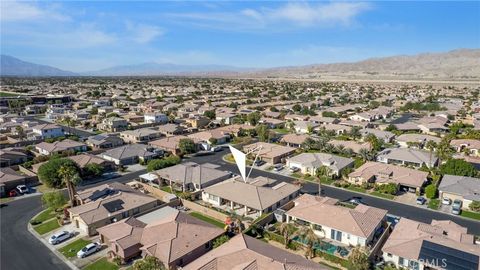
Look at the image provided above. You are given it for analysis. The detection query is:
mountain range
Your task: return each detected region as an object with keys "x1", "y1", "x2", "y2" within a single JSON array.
[{"x1": 1, "y1": 49, "x2": 479, "y2": 79}]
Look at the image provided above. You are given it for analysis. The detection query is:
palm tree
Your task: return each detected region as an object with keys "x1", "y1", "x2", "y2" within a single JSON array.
[
  {"x1": 277, "y1": 222, "x2": 296, "y2": 248},
  {"x1": 315, "y1": 166, "x2": 331, "y2": 195},
  {"x1": 58, "y1": 164, "x2": 82, "y2": 207},
  {"x1": 359, "y1": 148, "x2": 372, "y2": 162},
  {"x1": 294, "y1": 226, "x2": 322, "y2": 258},
  {"x1": 425, "y1": 140, "x2": 437, "y2": 168}
]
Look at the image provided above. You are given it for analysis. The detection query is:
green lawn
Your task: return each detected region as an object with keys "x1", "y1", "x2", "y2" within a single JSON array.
[
  {"x1": 0, "y1": 91, "x2": 21, "y2": 97},
  {"x1": 345, "y1": 186, "x2": 366, "y2": 193},
  {"x1": 32, "y1": 208, "x2": 57, "y2": 223},
  {"x1": 33, "y1": 219, "x2": 60, "y2": 235},
  {"x1": 370, "y1": 191, "x2": 395, "y2": 200},
  {"x1": 428, "y1": 199, "x2": 440, "y2": 210},
  {"x1": 160, "y1": 186, "x2": 172, "y2": 193},
  {"x1": 272, "y1": 128, "x2": 290, "y2": 134},
  {"x1": 83, "y1": 258, "x2": 118, "y2": 270},
  {"x1": 59, "y1": 238, "x2": 91, "y2": 258},
  {"x1": 461, "y1": 210, "x2": 480, "y2": 220},
  {"x1": 189, "y1": 212, "x2": 225, "y2": 228}
]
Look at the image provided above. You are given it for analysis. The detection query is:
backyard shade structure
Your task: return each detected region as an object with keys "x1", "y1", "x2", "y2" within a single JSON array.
[{"x1": 139, "y1": 173, "x2": 158, "y2": 182}]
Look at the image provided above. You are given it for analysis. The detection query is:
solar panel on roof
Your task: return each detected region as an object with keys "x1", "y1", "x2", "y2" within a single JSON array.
[
  {"x1": 418, "y1": 240, "x2": 479, "y2": 270},
  {"x1": 103, "y1": 199, "x2": 125, "y2": 213}
]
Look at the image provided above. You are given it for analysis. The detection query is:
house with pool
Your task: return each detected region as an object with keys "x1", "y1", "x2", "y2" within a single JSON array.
[{"x1": 285, "y1": 194, "x2": 387, "y2": 248}]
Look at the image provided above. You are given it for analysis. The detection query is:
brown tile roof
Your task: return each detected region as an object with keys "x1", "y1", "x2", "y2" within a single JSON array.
[
  {"x1": 183, "y1": 234, "x2": 326, "y2": 270},
  {"x1": 203, "y1": 179, "x2": 300, "y2": 211},
  {"x1": 382, "y1": 218, "x2": 480, "y2": 264},
  {"x1": 348, "y1": 161, "x2": 428, "y2": 188},
  {"x1": 68, "y1": 182, "x2": 157, "y2": 225},
  {"x1": 287, "y1": 194, "x2": 387, "y2": 238}
]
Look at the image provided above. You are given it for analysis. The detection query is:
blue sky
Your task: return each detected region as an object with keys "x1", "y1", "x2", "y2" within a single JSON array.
[{"x1": 1, "y1": 1, "x2": 479, "y2": 72}]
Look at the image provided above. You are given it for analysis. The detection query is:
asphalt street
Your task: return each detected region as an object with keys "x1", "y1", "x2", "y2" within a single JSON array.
[{"x1": 1, "y1": 150, "x2": 479, "y2": 270}]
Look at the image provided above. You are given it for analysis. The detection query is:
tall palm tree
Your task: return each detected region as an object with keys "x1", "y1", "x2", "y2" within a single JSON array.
[
  {"x1": 294, "y1": 226, "x2": 322, "y2": 259},
  {"x1": 315, "y1": 166, "x2": 331, "y2": 195},
  {"x1": 58, "y1": 164, "x2": 82, "y2": 207},
  {"x1": 359, "y1": 148, "x2": 371, "y2": 162},
  {"x1": 425, "y1": 140, "x2": 437, "y2": 168},
  {"x1": 278, "y1": 222, "x2": 296, "y2": 248}
]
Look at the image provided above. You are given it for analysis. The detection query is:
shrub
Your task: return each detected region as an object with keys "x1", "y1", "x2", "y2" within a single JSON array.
[
  {"x1": 425, "y1": 184, "x2": 437, "y2": 199},
  {"x1": 469, "y1": 201, "x2": 480, "y2": 212},
  {"x1": 37, "y1": 158, "x2": 80, "y2": 188},
  {"x1": 440, "y1": 159, "x2": 478, "y2": 177},
  {"x1": 146, "y1": 156, "x2": 181, "y2": 172},
  {"x1": 374, "y1": 183, "x2": 398, "y2": 195}
]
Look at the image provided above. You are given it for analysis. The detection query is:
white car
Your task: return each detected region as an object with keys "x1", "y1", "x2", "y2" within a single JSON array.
[
  {"x1": 289, "y1": 167, "x2": 300, "y2": 173},
  {"x1": 77, "y1": 242, "x2": 101, "y2": 258},
  {"x1": 273, "y1": 164, "x2": 284, "y2": 171},
  {"x1": 48, "y1": 231, "x2": 74, "y2": 245},
  {"x1": 16, "y1": 185, "x2": 28, "y2": 194},
  {"x1": 442, "y1": 197, "x2": 451, "y2": 205}
]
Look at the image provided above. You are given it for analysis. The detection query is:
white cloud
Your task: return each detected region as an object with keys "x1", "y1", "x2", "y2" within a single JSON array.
[
  {"x1": 0, "y1": 0, "x2": 69, "y2": 22},
  {"x1": 126, "y1": 22, "x2": 164, "y2": 43},
  {"x1": 269, "y1": 2, "x2": 370, "y2": 25},
  {"x1": 165, "y1": 1, "x2": 371, "y2": 31}
]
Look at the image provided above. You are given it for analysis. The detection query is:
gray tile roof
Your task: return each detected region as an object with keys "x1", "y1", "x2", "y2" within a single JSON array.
[{"x1": 439, "y1": 175, "x2": 480, "y2": 201}]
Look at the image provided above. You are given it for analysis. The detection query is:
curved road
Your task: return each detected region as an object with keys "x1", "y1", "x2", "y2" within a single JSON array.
[{"x1": 0, "y1": 195, "x2": 69, "y2": 270}]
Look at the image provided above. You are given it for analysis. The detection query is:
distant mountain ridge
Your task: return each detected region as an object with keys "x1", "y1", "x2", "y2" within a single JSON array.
[
  {"x1": 83, "y1": 62, "x2": 250, "y2": 76},
  {"x1": 0, "y1": 55, "x2": 78, "y2": 77},
  {"x1": 1, "y1": 48, "x2": 479, "y2": 79},
  {"x1": 252, "y1": 49, "x2": 480, "y2": 79}
]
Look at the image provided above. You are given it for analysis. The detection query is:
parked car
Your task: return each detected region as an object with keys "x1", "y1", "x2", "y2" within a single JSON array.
[
  {"x1": 16, "y1": 185, "x2": 28, "y2": 194},
  {"x1": 211, "y1": 146, "x2": 223, "y2": 152},
  {"x1": 289, "y1": 166, "x2": 300, "y2": 173},
  {"x1": 77, "y1": 242, "x2": 101, "y2": 258},
  {"x1": 452, "y1": 200, "x2": 462, "y2": 215},
  {"x1": 347, "y1": 196, "x2": 368, "y2": 206},
  {"x1": 48, "y1": 231, "x2": 74, "y2": 245},
  {"x1": 442, "y1": 197, "x2": 451, "y2": 205},
  {"x1": 416, "y1": 197, "x2": 427, "y2": 205},
  {"x1": 254, "y1": 160, "x2": 265, "y2": 166},
  {"x1": 273, "y1": 164, "x2": 284, "y2": 171}
]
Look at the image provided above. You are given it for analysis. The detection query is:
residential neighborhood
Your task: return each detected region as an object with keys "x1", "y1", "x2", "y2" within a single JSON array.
[{"x1": 1, "y1": 2, "x2": 480, "y2": 270}]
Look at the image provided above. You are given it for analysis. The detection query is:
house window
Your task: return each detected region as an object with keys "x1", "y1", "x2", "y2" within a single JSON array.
[
  {"x1": 399, "y1": 257, "x2": 404, "y2": 266},
  {"x1": 313, "y1": 224, "x2": 322, "y2": 231},
  {"x1": 122, "y1": 212, "x2": 128, "y2": 218},
  {"x1": 386, "y1": 253, "x2": 392, "y2": 257}
]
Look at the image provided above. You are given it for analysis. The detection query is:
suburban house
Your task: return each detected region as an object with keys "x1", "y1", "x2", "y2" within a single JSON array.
[
  {"x1": 157, "y1": 123, "x2": 185, "y2": 136},
  {"x1": 153, "y1": 162, "x2": 231, "y2": 191},
  {"x1": 328, "y1": 139, "x2": 372, "y2": 154},
  {"x1": 348, "y1": 162, "x2": 429, "y2": 193},
  {"x1": 183, "y1": 233, "x2": 327, "y2": 270},
  {"x1": 280, "y1": 134, "x2": 312, "y2": 148},
  {"x1": 439, "y1": 175, "x2": 480, "y2": 210},
  {"x1": 321, "y1": 124, "x2": 352, "y2": 135},
  {"x1": 120, "y1": 128, "x2": 162, "y2": 144},
  {"x1": 293, "y1": 121, "x2": 321, "y2": 134},
  {"x1": 417, "y1": 116, "x2": 450, "y2": 135},
  {"x1": 286, "y1": 194, "x2": 387, "y2": 247},
  {"x1": 97, "y1": 206, "x2": 224, "y2": 268},
  {"x1": 101, "y1": 144, "x2": 160, "y2": 165},
  {"x1": 86, "y1": 134, "x2": 124, "y2": 149},
  {"x1": 309, "y1": 116, "x2": 340, "y2": 125},
  {"x1": 376, "y1": 148, "x2": 438, "y2": 168},
  {"x1": 450, "y1": 139, "x2": 480, "y2": 156},
  {"x1": 68, "y1": 182, "x2": 159, "y2": 236},
  {"x1": 259, "y1": 117, "x2": 285, "y2": 129},
  {"x1": 243, "y1": 142, "x2": 296, "y2": 164},
  {"x1": 382, "y1": 218, "x2": 480, "y2": 270},
  {"x1": 31, "y1": 124, "x2": 64, "y2": 139},
  {"x1": 396, "y1": 134, "x2": 441, "y2": 148},
  {"x1": 144, "y1": 112, "x2": 168, "y2": 124},
  {"x1": 188, "y1": 130, "x2": 230, "y2": 145},
  {"x1": 35, "y1": 139, "x2": 88, "y2": 156},
  {"x1": 202, "y1": 178, "x2": 300, "y2": 217},
  {"x1": 0, "y1": 167, "x2": 38, "y2": 197},
  {"x1": 215, "y1": 112, "x2": 236, "y2": 125},
  {"x1": 286, "y1": 153, "x2": 354, "y2": 177},
  {"x1": 149, "y1": 135, "x2": 201, "y2": 155},
  {"x1": 98, "y1": 117, "x2": 128, "y2": 132},
  {"x1": 360, "y1": 128, "x2": 395, "y2": 143},
  {"x1": 31, "y1": 153, "x2": 115, "y2": 174},
  {"x1": 185, "y1": 115, "x2": 210, "y2": 129},
  {"x1": 0, "y1": 148, "x2": 30, "y2": 167}
]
